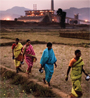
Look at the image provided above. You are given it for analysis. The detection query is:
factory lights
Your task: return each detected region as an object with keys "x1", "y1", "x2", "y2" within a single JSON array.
[
  {"x1": 52, "y1": 19, "x2": 54, "y2": 21},
  {"x1": 85, "y1": 20, "x2": 88, "y2": 22}
]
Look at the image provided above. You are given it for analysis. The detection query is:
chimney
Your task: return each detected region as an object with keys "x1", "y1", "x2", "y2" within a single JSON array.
[{"x1": 51, "y1": 0, "x2": 54, "y2": 11}]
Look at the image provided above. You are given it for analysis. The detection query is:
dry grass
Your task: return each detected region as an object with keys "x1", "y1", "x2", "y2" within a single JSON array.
[
  {"x1": 0, "y1": 29, "x2": 90, "y2": 97},
  {"x1": 0, "y1": 30, "x2": 89, "y2": 45},
  {"x1": 0, "y1": 39, "x2": 14, "y2": 43},
  {"x1": 0, "y1": 44, "x2": 90, "y2": 98}
]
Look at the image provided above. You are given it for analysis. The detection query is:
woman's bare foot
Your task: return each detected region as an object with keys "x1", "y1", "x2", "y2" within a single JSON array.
[
  {"x1": 48, "y1": 82, "x2": 52, "y2": 89},
  {"x1": 48, "y1": 82, "x2": 50, "y2": 86},
  {"x1": 43, "y1": 78, "x2": 46, "y2": 84},
  {"x1": 48, "y1": 86, "x2": 52, "y2": 89},
  {"x1": 70, "y1": 93, "x2": 77, "y2": 98},
  {"x1": 26, "y1": 71, "x2": 30, "y2": 78},
  {"x1": 27, "y1": 73, "x2": 30, "y2": 78}
]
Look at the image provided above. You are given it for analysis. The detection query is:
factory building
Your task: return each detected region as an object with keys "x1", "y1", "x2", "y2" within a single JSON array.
[
  {"x1": 17, "y1": 0, "x2": 60, "y2": 23},
  {"x1": 68, "y1": 14, "x2": 80, "y2": 24},
  {"x1": 16, "y1": 0, "x2": 87, "y2": 24}
]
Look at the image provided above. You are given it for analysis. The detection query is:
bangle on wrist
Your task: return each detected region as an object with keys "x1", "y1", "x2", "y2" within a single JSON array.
[{"x1": 85, "y1": 72, "x2": 88, "y2": 75}]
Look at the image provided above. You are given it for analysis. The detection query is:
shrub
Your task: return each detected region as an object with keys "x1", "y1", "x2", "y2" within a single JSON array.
[
  {"x1": 22, "y1": 81, "x2": 56, "y2": 97},
  {"x1": 11, "y1": 75, "x2": 27, "y2": 85}
]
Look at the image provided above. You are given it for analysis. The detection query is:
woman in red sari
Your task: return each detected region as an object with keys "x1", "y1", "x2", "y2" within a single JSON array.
[{"x1": 23, "y1": 39, "x2": 37, "y2": 76}]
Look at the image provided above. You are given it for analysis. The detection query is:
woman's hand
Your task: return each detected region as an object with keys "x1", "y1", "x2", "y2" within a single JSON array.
[
  {"x1": 33, "y1": 57, "x2": 37, "y2": 62},
  {"x1": 65, "y1": 76, "x2": 68, "y2": 81},
  {"x1": 35, "y1": 57, "x2": 37, "y2": 61},
  {"x1": 55, "y1": 63, "x2": 57, "y2": 68},
  {"x1": 12, "y1": 55, "x2": 15, "y2": 59}
]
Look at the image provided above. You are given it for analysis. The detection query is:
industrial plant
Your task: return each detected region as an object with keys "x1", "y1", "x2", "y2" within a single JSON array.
[
  {"x1": 17, "y1": 0, "x2": 60, "y2": 23},
  {"x1": 17, "y1": 0, "x2": 89, "y2": 24}
]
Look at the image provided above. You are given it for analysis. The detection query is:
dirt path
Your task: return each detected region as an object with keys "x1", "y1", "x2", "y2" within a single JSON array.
[{"x1": 0, "y1": 65, "x2": 70, "y2": 98}]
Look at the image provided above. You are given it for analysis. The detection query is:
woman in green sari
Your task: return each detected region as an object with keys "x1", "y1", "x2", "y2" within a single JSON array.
[
  {"x1": 12, "y1": 38, "x2": 23, "y2": 73},
  {"x1": 65, "y1": 50, "x2": 89, "y2": 98}
]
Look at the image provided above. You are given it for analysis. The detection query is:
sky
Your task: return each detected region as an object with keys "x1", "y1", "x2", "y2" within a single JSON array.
[{"x1": 0, "y1": 0, "x2": 90, "y2": 11}]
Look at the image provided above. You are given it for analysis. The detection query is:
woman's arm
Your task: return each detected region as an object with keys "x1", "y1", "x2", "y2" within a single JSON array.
[
  {"x1": 12, "y1": 49, "x2": 14, "y2": 59},
  {"x1": 65, "y1": 66, "x2": 71, "y2": 81},
  {"x1": 23, "y1": 46, "x2": 26, "y2": 55},
  {"x1": 82, "y1": 66, "x2": 88, "y2": 76},
  {"x1": 54, "y1": 62, "x2": 57, "y2": 68}
]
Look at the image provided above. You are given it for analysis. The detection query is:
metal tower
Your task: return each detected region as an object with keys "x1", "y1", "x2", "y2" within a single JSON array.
[{"x1": 51, "y1": 0, "x2": 54, "y2": 10}]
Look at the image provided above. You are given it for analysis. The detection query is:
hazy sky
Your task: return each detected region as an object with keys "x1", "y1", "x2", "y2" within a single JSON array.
[{"x1": 0, "y1": 0, "x2": 90, "y2": 11}]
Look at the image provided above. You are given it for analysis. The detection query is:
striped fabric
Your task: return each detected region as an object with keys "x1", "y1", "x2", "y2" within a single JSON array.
[{"x1": 23, "y1": 45, "x2": 35, "y2": 72}]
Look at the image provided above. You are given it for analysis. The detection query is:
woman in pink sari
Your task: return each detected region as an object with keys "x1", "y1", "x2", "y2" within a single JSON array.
[{"x1": 23, "y1": 39, "x2": 37, "y2": 76}]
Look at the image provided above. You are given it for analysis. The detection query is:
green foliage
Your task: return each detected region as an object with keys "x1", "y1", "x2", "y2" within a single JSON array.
[
  {"x1": 0, "y1": 68, "x2": 58, "y2": 97},
  {"x1": 1, "y1": 70, "x2": 16, "y2": 80},
  {"x1": 11, "y1": 75, "x2": 26, "y2": 85},
  {"x1": 22, "y1": 81, "x2": 56, "y2": 97},
  {"x1": 84, "y1": 44, "x2": 89, "y2": 48}
]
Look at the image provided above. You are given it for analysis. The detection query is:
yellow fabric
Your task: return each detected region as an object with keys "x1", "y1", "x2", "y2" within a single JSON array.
[
  {"x1": 14, "y1": 59, "x2": 21, "y2": 67},
  {"x1": 14, "y1": 42, "x2": 23, "y2": 58},
  {"x1": 70, "y1": 57, "x2": 84, "y2": 81},
  {"x1": 71, "y1": 79, "x2": 82, "y2": 97},
  {"x1": 70, "y1": 57, "x2": 84, "y2": 97},
  {"x1": 27, "y1": 54, "x2": 36, "y2": 58},
  {"x1": 71, "y1": 87, "x2": 78, "y2": 97}
]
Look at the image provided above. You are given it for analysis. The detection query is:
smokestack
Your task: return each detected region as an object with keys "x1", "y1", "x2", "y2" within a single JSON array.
[{"x1": 51, "y1": 0, "x2": 54, "y2": 11}]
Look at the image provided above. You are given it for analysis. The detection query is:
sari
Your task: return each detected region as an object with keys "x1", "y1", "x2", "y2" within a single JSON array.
[
  {"x1": 13, "y1": 42, "x2": 23, "y2": 67},
  {"x1": 40, "y1": 48, "x2": 57, "y2": 82},
  {"x1": 70, "y1": 57, "x2": 84, "y2": 97},
  {"x1": 23, "y1": 44, "x2": 36, "y2": 72}
]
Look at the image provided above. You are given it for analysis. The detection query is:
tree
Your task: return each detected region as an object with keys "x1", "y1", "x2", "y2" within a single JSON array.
[{"x1": 57, "y1": 8, "x2": 66, "y2": 28}]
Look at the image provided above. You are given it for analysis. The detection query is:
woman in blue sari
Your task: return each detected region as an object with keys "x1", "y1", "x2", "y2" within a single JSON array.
[{"x1": 39, "y1": 42, "x2": 57, "y2": 87}]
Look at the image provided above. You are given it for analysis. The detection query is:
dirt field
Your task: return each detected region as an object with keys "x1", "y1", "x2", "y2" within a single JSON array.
[
  {"x1": 0, "y1": 28, "x2": 90, "y2": 97},
  {"x1": 0, "y1": 44, "x2": 90, "y2": 98},
  {"x1": 0, "y1": 29, "x2": 89, "y2": 45},
  {"x1": 0, "y1": 39, "x2": 14, "y2": 43}
]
